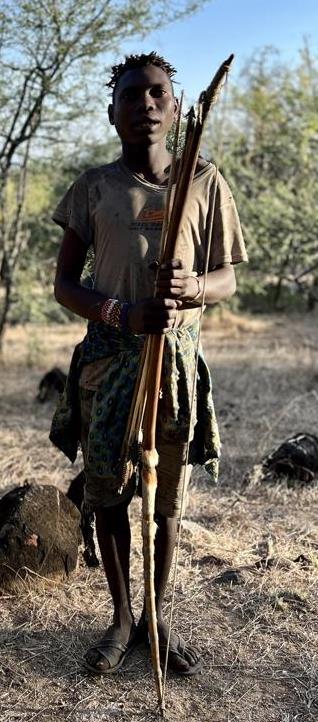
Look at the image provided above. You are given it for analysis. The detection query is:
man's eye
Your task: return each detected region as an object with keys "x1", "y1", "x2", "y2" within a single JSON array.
[
  {"x1": 122, "y1": 89, "x2": 140, "y2": 101},
  {"x1": 151, "y1": 88, "x2": 166, "y2": 98}
]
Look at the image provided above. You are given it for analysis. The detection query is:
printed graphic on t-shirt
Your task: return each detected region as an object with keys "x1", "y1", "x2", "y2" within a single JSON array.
[{"x1": 130, "y1": 207, "x2": 165, "y2": 232}]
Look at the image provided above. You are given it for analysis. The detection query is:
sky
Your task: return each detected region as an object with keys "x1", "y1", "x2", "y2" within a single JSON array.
[
  {"x1": 120, "y1": 0, "x2": 318, "y2": 102},
  {"x1": 62, "y1": 0, "x2": 318, "y2": 150}
]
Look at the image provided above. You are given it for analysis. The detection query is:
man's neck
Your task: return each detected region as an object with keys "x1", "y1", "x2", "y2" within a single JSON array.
[{"x1": 121, "y1": 141, "x2": 172, "y2": 185}]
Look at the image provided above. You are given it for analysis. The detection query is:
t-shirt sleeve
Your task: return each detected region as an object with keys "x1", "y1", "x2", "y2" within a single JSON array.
[
  {"x1": 52, "y1": 173, "x2": 92, "y2": 247},
  {"x1": 208, "y1": 170, "x2": 248, "y2": 268}
]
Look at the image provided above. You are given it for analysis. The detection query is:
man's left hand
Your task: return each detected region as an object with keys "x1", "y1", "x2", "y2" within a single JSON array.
[{"x1": 155, "y1": 259, "x2": 199, "y2": 301}]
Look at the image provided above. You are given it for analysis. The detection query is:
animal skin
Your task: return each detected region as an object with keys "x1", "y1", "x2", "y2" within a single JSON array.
[{"x1": 66, "y1": 471, "x2": 99, "y2": 568}]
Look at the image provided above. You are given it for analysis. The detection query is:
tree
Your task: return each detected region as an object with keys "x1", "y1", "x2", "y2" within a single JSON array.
[
  {"x1": 204, "y1": 45, "x2": 318, "y2": 310},
  {"x1": 0, "y1": 0, "x2": 205, "y2": 341},
  {"x1": 9, "y1": 139, "x2": 120, "y2": 325}
]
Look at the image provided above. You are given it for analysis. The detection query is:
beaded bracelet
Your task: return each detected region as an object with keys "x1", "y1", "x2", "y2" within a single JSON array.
[{"x1": 100, "y1": 299, "x2": 131, "y2": 329}]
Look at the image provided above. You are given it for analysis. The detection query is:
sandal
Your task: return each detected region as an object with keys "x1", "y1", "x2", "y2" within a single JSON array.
[
  {"x1": 159, "y1": 633, "x2": 201, "y2": 676},
  {"x1": 136, "y1": 618, "x2": 201, "y2": 677},
  {"x1": 84, "y1": 632, "x2": 137, "y2": 675}
]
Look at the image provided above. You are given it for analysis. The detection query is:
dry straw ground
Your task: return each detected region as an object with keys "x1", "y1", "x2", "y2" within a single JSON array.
[{"x1": 0, "y1": 310, "x2": 318, "y2": 722}]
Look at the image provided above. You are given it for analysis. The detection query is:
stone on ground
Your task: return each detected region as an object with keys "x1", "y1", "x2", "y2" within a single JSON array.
[{"x1": 0, "y1": 483, "x2": 81, "y2": 590}]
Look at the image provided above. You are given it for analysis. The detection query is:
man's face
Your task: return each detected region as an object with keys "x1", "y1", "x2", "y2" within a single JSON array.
[{"x1": 108, "y1": 64, "x2": 178, "y2": 146}]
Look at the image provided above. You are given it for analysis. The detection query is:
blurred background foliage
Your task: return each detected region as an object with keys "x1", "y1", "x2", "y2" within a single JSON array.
[
  {"x1": 0, "y1": 0, "x2": 317, "y2": 335},
  {"x1": 203, "y1": 43, "x2": 318, "y2": 313},
  {"x1": 0, "y1": 0, "x2": 205, "y2": 337}
]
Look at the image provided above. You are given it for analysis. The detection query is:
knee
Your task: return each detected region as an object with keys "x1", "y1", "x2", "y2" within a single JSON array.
[
  {"x1": 155, "y1": 511, "x2": 178, "y2": 536},
  {"x1": 95, "y1": 499, "x2": 130, "y2": 532}
]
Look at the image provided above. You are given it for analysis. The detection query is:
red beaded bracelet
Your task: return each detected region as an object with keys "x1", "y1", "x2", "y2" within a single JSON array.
[{"x1": 100, "y1": 299, "x2": 130, "y2": 328}]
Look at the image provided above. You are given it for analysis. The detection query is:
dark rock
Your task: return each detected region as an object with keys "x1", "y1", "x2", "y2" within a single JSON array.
[
  {"x1": 198, "y1": 554, "x2": 230, "y2": 567},
  {"x1": 263, "y1": 433, "x2": 318, "y2": 484},
  {"x1": 293, "y1": 554, "x2": 312, "y2": 568},
  {"x1": 213, "y1": 568, "x2": 245, "y2": 585},
  {"x1": 245, "y1": 433, "x2": 318, "y2": 488},
  {"x1": 0, "y1": 483, "x2": 81, "y2": 590}
]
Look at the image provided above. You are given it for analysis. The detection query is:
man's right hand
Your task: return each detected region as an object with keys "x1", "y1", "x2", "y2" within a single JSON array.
[{"x1": 127, "y1": 298, "x2": 179, "y2": 335}]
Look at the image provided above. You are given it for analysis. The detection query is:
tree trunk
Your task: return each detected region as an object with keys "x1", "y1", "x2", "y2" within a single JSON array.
[
  {"x1": 273, "y1": 276, "x2": 283, "y2": 309},
  {"x1": 0, "y1": 257, "x2": 12, "y2": 347}
]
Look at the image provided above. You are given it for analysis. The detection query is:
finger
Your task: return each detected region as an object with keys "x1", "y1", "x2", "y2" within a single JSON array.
[
  {"x1": 157, "y1": 284, "x2": 188, "y2": 301},
  {"x1": 150, "y1": 298, "x2": 178, "y2": 310},
  {"x1": 157, "y1": 276, "x2": 188, "y2": 290},
  {"x1": 159, "y1": 289, "x2": 184, "y2": 301},
  {"x1": 145, "y1": 307, "x2": 178, "y2": 324},
  {"x1": 150, "y1": 310, "x2": 177, "y2": 323},
  {"x1": 144, "y1": 318, "x2": 176, "y2": 334},
  {"x1": 156, "y1": 280, "x2": 187, "y2": 296},
  {"x1": 156, "y1": 282, "x2": 184, "y2": 295},
  {"x1": 157, "y1": 269, "x2": 187, "y2": 282},
  {"x1": 160, "y1": 258, "x2": 183, "y2": 271},
  {"x1": 161, "y1": 298, "x2": 179, "y2": 309},
  {"x1": 169, "y1": 279, "x2": 186, "y2": 288},
  {"x1": 165, "y1": 308, "x2": 178, "y2": 319}
]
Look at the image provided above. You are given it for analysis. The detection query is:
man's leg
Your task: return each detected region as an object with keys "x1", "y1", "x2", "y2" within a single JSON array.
[
  {"x1": 80, "y1": 388, "x2": 138, "y2": 671},
  {"x1": 154, "y1": 512, "x2": 200, "y2": 674},
  {"x1": 139, "y1": 447, "x2": 201, "y2": 674},
  {"x1": 85, "y1": 499, "x2": 137, "y2": 672}
]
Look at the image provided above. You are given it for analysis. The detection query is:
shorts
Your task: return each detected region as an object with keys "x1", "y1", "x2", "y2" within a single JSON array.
[{"x1": 80, "y1": 387, "x2": 192, "y2": 518}]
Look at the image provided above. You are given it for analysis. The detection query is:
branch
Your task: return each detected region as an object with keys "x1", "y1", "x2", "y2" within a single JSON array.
[
  {"x1": 295, "y1": 261, "x2": 318, "y2": 281},
  {"x1": 7, "y1": 136, "x2": 31, "y2": 274},
  {"x1": 0, "y1": 70, "x2": 34, "y2": 164}
]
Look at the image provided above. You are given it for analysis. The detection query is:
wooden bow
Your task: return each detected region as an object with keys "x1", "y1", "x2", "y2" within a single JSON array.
[{"x1": 121, "y1": 54, "x2": 234, "y2": 715}]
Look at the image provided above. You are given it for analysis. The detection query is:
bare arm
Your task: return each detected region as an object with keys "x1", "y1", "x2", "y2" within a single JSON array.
[
  {"x1": 54, "y1": 227, "x2": 107, "y2": 320},
  {"x1": 196, "y1": 263, "x2": 236, "y2": 304},
  {"x1": 156, "y1": 260, "x2": 236, "y2": 305}
]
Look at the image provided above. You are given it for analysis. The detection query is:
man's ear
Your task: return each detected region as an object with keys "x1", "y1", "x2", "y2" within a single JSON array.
[{"x1": 108, "y1": 104, "x2": 114, "y2": 125}]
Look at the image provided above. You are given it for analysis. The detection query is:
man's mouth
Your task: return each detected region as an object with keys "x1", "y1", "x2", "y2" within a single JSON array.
[{"x1": 133, "y1": 118, "x2": 160, "y2": 130}]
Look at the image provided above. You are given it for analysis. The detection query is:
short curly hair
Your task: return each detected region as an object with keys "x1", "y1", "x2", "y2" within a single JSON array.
[{"x1": 107, "y1": 51, "x2": 177, "y2": 95}]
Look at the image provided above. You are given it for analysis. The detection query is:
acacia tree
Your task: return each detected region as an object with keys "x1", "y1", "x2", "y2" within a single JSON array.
[
  {"x1": 204, "y1": 46, "x2": 318, "y2": 310},
  {"x1": 0, "y1": 0, "x2": 204, "y2": 341}
]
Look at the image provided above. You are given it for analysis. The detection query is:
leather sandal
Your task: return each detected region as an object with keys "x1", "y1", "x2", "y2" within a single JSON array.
[{"x1": 84, "y1": 634, "x2": 137, "y2": 674}]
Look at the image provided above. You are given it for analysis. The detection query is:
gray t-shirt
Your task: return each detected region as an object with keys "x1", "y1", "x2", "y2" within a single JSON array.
[{"x1": 53, "y1": 157, "x2": 248, "y2": 327}]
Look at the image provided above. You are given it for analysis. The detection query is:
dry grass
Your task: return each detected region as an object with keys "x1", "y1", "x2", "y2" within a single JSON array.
[{"x1": 0, "y1": 311, "x2": 318, "y2": 722}]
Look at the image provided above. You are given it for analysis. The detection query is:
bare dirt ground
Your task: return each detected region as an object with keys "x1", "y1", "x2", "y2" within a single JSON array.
[{"x1": 0, "y1": 310, "x2": 318, "y2": 722}]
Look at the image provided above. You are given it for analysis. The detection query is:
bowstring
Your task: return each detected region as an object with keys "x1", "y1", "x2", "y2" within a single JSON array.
[{"x1": 161, "y1": 167, "x2": 219, "y2": 706}]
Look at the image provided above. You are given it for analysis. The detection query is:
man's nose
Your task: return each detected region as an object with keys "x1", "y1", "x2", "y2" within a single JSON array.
[{"x1": 138, "y1": 90, "x2": 154, "y2": 111}]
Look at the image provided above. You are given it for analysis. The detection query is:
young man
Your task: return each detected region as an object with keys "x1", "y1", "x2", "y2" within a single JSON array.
[{"x1": 52, "y1": 52, "x2": 247, "y2": 676}]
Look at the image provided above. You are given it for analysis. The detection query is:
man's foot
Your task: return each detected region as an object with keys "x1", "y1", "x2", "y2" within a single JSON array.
[
  {"x1": 136, "y1": 616, "x2": 201, "y2": 676},
  {"x1": 84, "y1": 621, "x2": 137, "y2": 674},
  {"x1": 158, "y1": 620, "x2": 201, "y2": 676}
]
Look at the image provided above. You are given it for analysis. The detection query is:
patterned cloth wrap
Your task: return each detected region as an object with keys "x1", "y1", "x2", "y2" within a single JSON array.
[{"x1": 49, "y1": 320, "x2": 221, "y2": 493}]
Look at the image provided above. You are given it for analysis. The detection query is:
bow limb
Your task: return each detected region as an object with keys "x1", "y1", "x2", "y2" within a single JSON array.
[
  {"x1": 139, "y1": 97, "x2": 185, "y2": 715},
  {"x1": 161, "y1": 168, "x2": 220, "y2": 704},
  {"x1": 141, "y1": 334, "x2": 165, "y2": 713}
]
